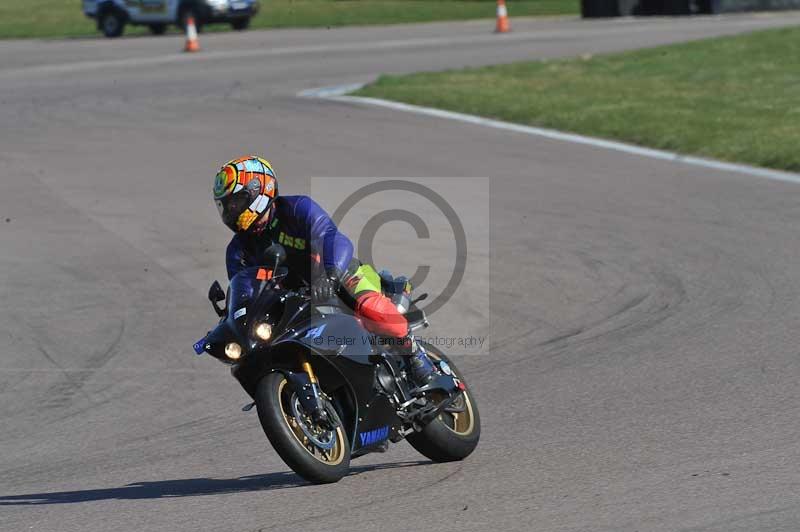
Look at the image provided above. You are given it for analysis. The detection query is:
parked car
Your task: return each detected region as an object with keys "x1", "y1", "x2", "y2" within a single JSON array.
[{"x1": 82, "y1": 0, "x2": 259, "y2": 38}]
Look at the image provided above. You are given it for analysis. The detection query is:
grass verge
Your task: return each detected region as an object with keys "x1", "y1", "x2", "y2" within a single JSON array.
[
  {"x1": 0, "y1": 0, "x2": 576, "y2": 39},
  {"x1": 356, "y1": 27, "x2": 800, "y2": 173}
]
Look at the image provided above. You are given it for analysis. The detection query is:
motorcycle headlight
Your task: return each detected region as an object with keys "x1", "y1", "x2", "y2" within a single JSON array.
[
  {"x1": 254, "y1": 322, "x2": 272, "y2": 341},
  {"x1": 225, "y1": 342, "x2": 242, "y2": 360}
]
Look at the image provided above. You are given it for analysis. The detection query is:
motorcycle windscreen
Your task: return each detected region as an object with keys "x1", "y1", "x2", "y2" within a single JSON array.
[{"x1": 227, "y1": 266, "x2": 268, "y2": 322}]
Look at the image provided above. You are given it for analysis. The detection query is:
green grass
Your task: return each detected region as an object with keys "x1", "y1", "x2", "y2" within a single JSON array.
[
  {"x1": 356, "y1": 27, "x2": 800, "y2": 173},
  {"x1": 0, "y1": 0, "x2": 576, "y2": 39},
  {"x1": 0, "y1": 0, "x2": 100, "y2": 38}
]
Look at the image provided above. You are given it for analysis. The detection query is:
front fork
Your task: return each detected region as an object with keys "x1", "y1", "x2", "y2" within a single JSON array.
[
  {"x1": 283, "y1": 355, "x2": 331, "y2": 427},
  {"x1": 239, "y1": 354, "x2": 329, "y2": 422}
]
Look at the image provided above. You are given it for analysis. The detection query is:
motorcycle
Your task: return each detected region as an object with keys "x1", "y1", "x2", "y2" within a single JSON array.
[{"x1": 193, "y1": 244, "x2": 480, "y2": 483}]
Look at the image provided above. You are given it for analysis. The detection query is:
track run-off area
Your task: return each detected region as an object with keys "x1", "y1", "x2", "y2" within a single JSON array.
[{"x1": 3, "y1": 13, "x2": 800, "y2": 532}]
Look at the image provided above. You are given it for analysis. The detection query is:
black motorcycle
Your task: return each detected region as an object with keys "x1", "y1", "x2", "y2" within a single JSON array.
[{"x1": 193, "y1": 244, "x2": 480, "y2": 483}]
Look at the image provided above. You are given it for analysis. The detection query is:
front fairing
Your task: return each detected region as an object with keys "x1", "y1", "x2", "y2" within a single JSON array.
[
  {"x1": 202, "y1": 319, "x2": 238, "y2": 364},
  {"x1": 276, "y1": 312, "x2": 376, "y2": 361},
  {"x1": 200, "y1": 267, "x2": 286, "y2": 363}
]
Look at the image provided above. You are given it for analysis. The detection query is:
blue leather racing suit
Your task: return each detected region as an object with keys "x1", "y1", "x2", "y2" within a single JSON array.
[{"x1": 226, "y1": 195, "x2": 353, "y2": 284}]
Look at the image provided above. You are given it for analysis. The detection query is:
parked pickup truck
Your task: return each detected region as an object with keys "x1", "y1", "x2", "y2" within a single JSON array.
[{"x1": 83, "y1": 0, "x2": 259, "y2": 38}]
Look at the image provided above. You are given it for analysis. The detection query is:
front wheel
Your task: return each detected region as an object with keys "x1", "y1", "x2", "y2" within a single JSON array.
[
  {"x1": 406, "y1": 345, "x2": 481, "y2": 462},
  {"x1": 255, "y1": 372, "x2": 350, "y2": 483},
  {"x1": 99, "y1": 9, "x2": 125, "y2": 38}
]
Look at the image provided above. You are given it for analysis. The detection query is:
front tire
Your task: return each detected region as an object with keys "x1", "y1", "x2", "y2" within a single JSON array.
[
  {"x1": 255, "y1": 372, "x2": 351, "y2": 484},
  {"x1": 99, "y1": 9, "x2": 125, "y2": 38},
  {"x1": 231, "y1": 18, "x2": 250, "y2": 31},
  {"x1": 406, "y1": 346, "x2": 481, "y2": 462}
]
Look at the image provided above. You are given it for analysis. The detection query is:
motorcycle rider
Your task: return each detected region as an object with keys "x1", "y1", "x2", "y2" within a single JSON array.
[{"x1": 213, "y1": 155, "x2": 436, "y2": 385}]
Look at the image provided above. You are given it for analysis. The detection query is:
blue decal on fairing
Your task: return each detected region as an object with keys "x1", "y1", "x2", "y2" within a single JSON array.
[
  {"x1": 359, "y1": 425, "x2": 390, "y2": 446},
  {"x1": 303, "y1": 324, "x2": 327, "y2": 339}
]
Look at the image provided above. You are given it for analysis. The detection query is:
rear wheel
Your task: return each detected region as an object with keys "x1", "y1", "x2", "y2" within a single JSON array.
[
  {"x1": 255, "y1": 372, "x2": 350, "y2": 483},
  {"x1": 406, "y1": 345, "x2": 481, "y2": 462},
  {"x1": 99, "y1": 9, "x2": 125, "y2": 38},
  {"x1": 231, "y1": 18, "x2": 250, "y2": 31}
]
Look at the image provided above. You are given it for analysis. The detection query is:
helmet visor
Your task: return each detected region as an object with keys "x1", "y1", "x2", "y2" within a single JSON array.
[{"x1": 216, "y1": 189, "x2": 254, "y2": 232}]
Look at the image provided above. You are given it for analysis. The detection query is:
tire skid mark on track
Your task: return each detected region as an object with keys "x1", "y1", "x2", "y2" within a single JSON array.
[
  {"x1": 486, "y1": 229, "x2": 782, "y2": 396},
  {"x1": 678, "y1": 502, "x2": 800, "y2": 532},
  {"x1": 0, "y1": 162, "x2": 210, "y2": 464},
  {"x1": 35, "y1": 343, "x2": 98, "y2": 408},
  {"x1": 486, "y1": 267, "x2": 686, "y2": 375},
  {"x1": 126, "y1": 413, "x2": 255, "y2": 447},
  {"x1": 249, "y1": 462, "x2": 465, "y2": 532},
  {"x1": 32, "y1": 315, "x2": 127, "y2": 411}
]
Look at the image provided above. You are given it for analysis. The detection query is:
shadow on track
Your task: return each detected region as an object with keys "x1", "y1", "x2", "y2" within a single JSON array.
[{"x1": 0, "y1": 460, "x2": 431, "y2": 505}]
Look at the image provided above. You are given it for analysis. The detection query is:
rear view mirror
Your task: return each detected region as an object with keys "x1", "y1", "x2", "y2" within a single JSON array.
[
  {"x1": 208, "y1": 280, "x2": 226, "y2": 317},
  {"x1": 262, "y1": 243, "x2": 287, "y2": 272}
]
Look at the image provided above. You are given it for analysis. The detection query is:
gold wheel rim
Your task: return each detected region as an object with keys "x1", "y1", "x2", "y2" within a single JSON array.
[
  {"x1": 277, "y1": 379, "x2": 346, "y2": 465},
  {"x1": 427, "y1": 351, "x2": 476, "y2": 436}
]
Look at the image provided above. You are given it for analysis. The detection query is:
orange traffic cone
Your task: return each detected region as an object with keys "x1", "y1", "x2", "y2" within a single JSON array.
[
  {"x1": 184, "y1": 16, "x2": 200, "y2": 53},
  {"x1": 495, "y1": 0, "x2": 510, "y2": 33}
]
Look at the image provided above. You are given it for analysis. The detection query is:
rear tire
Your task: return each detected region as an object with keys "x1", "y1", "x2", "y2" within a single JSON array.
[
  {"x1": 148, "y1": 23, "x2": 167, "y2": 35},
  {"x1": 406, "y1": 346, "x2": 481, "y2": 462},
  {"x1": 231, "y1": 18, "x2": 250, "y2": 31},
  {"x1": 99, "y1": 9, "x2": 125, "y2": 38},
  {"x1": 255, "y1": 372, "x2": 351, "y2": 484}
]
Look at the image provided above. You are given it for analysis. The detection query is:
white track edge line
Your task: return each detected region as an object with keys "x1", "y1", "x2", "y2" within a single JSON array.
[{"x1": 299, "y1": 83, "x2": 800, "y2": 185}]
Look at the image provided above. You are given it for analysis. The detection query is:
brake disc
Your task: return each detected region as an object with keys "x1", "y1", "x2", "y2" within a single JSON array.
[{"x1": 290, "y1": 394, "x2": 337, "y2": 450}]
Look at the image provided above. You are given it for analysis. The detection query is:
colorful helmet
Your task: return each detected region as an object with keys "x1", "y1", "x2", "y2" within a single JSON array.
[{"x1": 213, "y1": 156, "x2": 278, "y2": 233}]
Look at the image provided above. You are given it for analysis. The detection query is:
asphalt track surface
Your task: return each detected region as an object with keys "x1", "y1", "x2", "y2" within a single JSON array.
[{"x1": 3, "y1": 13, "x2": 800, "y2": 532}]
